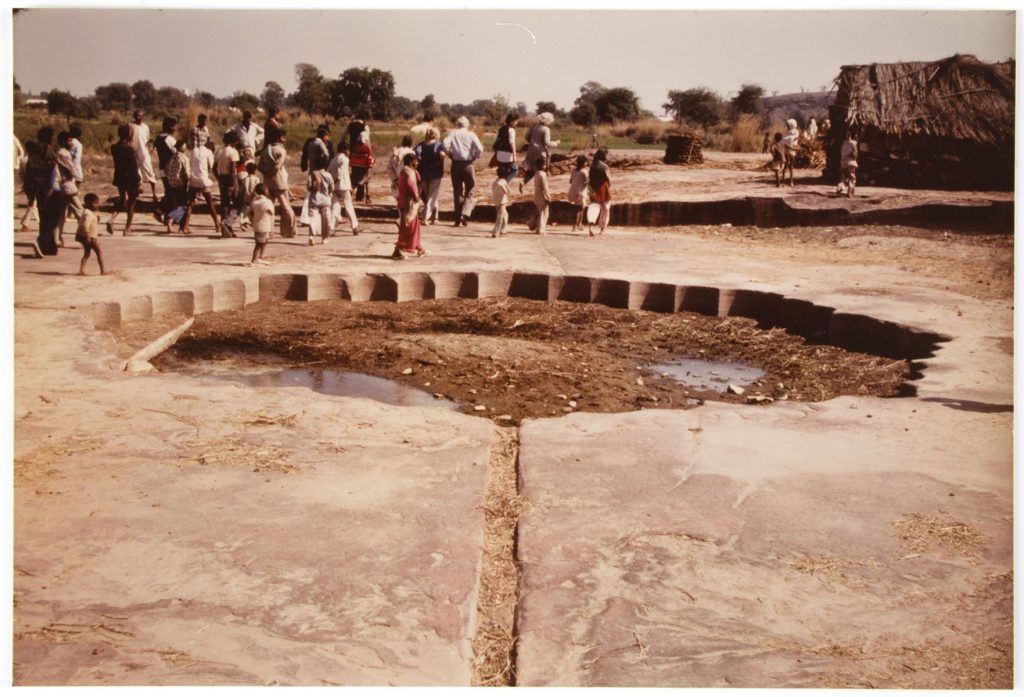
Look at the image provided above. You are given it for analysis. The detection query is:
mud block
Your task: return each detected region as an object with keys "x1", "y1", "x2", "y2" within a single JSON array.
[
  {"x1": 430, "y1": 272, "x2": 479, "y2": 300},
  {"x1": 553, "y1": 276, "x2": 593, "y2": 303},
  {"x1": 509, "y1": 273, "x2": 551, "y2": 301},
  {"x1": 340, "y1": 274, "x2": 380, "y2": 302},
  {"x1": 392, "y1": 272, "x2": 433, "y2": 302},
  {"x1": 476, "y1": 271, "x2": 515, "y2": 298},
  {"x1": 879, "y1": 322, "x2": 950, "y2": 360},
  {"x1": 241, "y1": 275, "x2": 260, "y2": 305},
  {"x1": 778, "y1": 298, "x2": 834, "y2": 340},
  {"x1": 366, "y1": 274, "x2": 399, "y2": 302},
  {"x1": 91, "y1": 302, "x2": 122, "y2": 330},
  {"x1": 592, "y1": 278, "x2": 631, "y2": 309},
  {"x1": 259, "y1": 274, "x2": 308, "y2": 302},
  {"x1": 211, "y1": 279, "x2": 248, "y2": 311},
  {"x1": 828, "y1": 313, "x2": 886, "y2": 355},
  {"x1": 305, "y1": 274, "x2": 349, "y2": 301},
  {"x1": 193, "y1": 284, "x2": 215, "y2": 314},
  {"x1": 630, "y1": 282, "x2": 676, "y2": 312},
  {"x1": 723, "y1": 290, "x2": 783, "y2": 326},
  {"x1": 122, "y1": 296, "x2": 153, "y2": 323},
  {"x1": 678, "y1": 285, "x2": 720, "y2": 316},
  {"x1": 151, "y1": 290, "x2": 196, "y2": 317}
]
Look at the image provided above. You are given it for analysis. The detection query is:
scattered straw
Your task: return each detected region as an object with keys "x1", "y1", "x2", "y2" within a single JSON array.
[
  {"x1": 892, "y1": 513, "x2": 988, "y2": 560},
  {"x1": 470, "y1": 426, "x2": 522, "y2": 687}
]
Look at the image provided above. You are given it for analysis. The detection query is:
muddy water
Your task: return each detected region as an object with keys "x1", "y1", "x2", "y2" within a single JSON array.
[
  {"x1": 652, "y1": 358, "x2": 766, "y2": 393},
  {"x1": 157, "y1": 355, "x2": 456, "y2": 409}
]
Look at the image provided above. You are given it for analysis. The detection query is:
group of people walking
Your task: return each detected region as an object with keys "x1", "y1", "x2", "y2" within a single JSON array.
[{"x1": 14, "y1": 107, "x2": 614, "y2": 270}]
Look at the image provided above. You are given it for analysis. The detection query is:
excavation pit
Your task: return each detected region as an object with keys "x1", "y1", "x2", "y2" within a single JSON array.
[{"x1": 152, "y1": 296, "x2": 919, "y2": 424}]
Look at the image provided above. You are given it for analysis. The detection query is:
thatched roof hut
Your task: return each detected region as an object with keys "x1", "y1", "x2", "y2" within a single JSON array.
[{"x1": 825, "y1": 54, "x2": 1015, "y2": 190}]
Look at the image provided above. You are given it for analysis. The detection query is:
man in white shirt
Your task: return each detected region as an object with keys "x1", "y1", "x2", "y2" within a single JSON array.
[
  {"x1": 328, "y1": 142, "x2": 360, "y2": 235},
  {"x1": 441, "y1": 116, "x2": 484, "y2": 226},
  {"x1": 181, "y1": 141, "x2": 221, "y2": 234},
  {"x1": 232, "y1": 110, "x2": 264, "y2": 161}
]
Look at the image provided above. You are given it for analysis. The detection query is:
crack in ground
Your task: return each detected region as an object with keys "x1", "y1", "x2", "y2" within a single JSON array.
[{"x1": 470, "y1": 425, "x2": 522, "y2": 686}]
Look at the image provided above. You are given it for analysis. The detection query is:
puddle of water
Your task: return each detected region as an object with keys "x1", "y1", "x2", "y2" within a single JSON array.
[
  {"x1": 162, "y1": 357, "x2": 456, "y2": 410},
  {"x1": 652, "y1": 358, "x2": 766, "y2": 393}
]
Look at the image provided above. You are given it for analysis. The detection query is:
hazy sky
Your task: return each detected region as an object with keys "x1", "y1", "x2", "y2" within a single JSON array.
[{"x1": 9, "y1": 6, "x2": 1019, "y2": 115}]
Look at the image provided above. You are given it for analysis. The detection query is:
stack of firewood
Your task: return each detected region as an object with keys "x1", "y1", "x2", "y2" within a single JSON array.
[{"x1": 663, "y1": 135, "x2": 704, "y2": 165}]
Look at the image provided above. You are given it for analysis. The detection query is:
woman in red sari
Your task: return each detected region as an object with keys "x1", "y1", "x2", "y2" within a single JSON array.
[{"x1": 393, "y1": 152, "x2": 426, "y2": 260}]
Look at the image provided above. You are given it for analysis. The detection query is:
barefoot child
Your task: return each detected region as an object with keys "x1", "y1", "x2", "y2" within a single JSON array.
[
  {"x1": 247, "y1": 183, "x2": 274, "y2": 265},
  {"x1": 568, "y1": 155, "x2": 589, "y2": 231},
  {"x1": 490, "y1": 164, "x2": 512, "y2": 238},
  {"x1": 837, "y1": 130, "x2": 859, "y2": 197},
  {"x1": 76, "y1": 193, "x2": 109, "y2": 275}
]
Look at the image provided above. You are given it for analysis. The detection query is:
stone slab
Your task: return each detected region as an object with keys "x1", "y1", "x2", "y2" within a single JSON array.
[{"x1": 515, "y1": 405, "x2": 1012, "y2": 687}]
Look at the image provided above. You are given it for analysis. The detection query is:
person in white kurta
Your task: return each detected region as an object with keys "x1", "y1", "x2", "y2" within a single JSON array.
[{"x1": 130, "y1": 110, "x2": 160, "y2": 208}]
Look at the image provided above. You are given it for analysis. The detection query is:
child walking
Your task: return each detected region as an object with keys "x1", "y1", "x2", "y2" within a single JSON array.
[
  {"x1": 76, "y1": 193, "x2": 109, "y2": 275},
  {"x1": 568, "y1": 155, "x2": 589, "y2": 231},
  {"x1": 247, "y1": 183, "x2": 275, "y2": 266},
  {"x1": 491, "y1": 163, "x2": 513, "y2": 238},
  {"x1": 837, "y1": 130, "x2": 859, "y2": 197}
]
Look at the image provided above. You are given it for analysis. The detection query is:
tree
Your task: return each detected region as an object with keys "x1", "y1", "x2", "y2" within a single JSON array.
[
  {"x1": 535, "y1": 100, "x2": 565, "y2": 118},
  {"x1": 390, "y1": 95, "x2": 419, "y2": 120},
  {"x1": 131, "y1": 80, "x2": 157, "y2": 110},
  {"x1": 94, "y1": 82, "x2": 133, "y2": 112},
  {"x1": 46, "y1": 89, "x2": 78, "y2": 120},
  {"x1": 594, "y1": 87, "x2": 640, "y2": 123},
  {"x1": 330, "y1": 67, "x2": 396, "y2": 120},
  {"x1": 260, "y1": 81, "x2": 286, "y2": 113},
  {"x1": 729, "y1": 83, "x2": 765, "y2": 121},
  {"x1": 573, "y1": 81, "x2": 639, "y2": 123},
  {"x1": 291, "y1": 63, "x2": 329, "y2": 121},
  {"x1": 194, "y1": 91, "x2": 218, "y2": 108},
  {"x1": 663, "y1": 87, "x2": 724, "y2": 133},
  {"x1": 230, "y1": 90, "x2": 260, "y2": 112},
  {"x1": 576, "y1": 81, "x2": 606, "y2": 107},
  {"x1": 156, "y1": 86, "x2": 189, "y2": 111},
  {"x1": 570, "y1": 101, "x2": 598, "y2": 127}
]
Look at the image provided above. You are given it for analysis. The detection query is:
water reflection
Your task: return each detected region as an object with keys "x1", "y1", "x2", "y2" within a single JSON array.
[{"x1": 652, "y1": 358, "x2": 766, "y2": 393}]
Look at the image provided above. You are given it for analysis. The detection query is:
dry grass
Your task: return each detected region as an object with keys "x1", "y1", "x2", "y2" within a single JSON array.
[
  {"x1": 14, "y1": 437, "x2": 100, "y2": 487},
  {"x1": 892, "y1": 513, "x2": 988, "y2": 561},
  {"x1": 470, "y1": 426, "x2": 523, "y2": 687},
  {"x1": 789, "y1": 553, "x2": 879, "y2": 590},
  {"x1": 180, "y1": 437, "x2": 304, "y2": 474}
]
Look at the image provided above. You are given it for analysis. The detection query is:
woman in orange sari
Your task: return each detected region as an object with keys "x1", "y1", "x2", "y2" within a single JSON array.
[{"x1": 392, "y1": 152, "x2": 426, "y2": 260}]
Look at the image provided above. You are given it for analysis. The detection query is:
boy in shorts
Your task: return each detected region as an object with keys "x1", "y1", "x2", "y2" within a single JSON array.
[
  {"x1": 248, "y1": 183, "x2": 275, "y2": 266},
  {"x1": 76, "y1": 193, "x2": 109, "y2": 275}
]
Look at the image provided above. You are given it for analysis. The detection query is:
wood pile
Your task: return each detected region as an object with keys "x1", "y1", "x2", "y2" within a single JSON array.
[
  {"x1": 794, "y1": 139, "x2": 826, "y2": 169},
  {"x1": 663, "y1": 135, "x2": 704, "y2": 165}
]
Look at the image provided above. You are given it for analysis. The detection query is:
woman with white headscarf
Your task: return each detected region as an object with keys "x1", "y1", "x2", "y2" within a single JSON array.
[{"x1": 520, "y1": 111, "x2": 560, "y2": 188}]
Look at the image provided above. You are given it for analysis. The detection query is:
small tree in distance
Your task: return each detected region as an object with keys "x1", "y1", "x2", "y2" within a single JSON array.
[
  {"x1": 260, "y1": 81, "x2": 286, "y2": 113},
  {"x1": 663, "y1": 87, "x2": 724, "y2": 134}
]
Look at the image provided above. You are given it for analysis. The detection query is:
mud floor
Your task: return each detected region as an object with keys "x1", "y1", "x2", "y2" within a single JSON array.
[{"x1": 152, "y1": 297, "x2": 910, "y2": 424}]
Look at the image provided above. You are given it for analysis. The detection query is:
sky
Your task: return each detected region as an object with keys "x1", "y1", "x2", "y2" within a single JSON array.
[{"x1": 8, "y1": 4, "x2": 1018, "y2": 116}]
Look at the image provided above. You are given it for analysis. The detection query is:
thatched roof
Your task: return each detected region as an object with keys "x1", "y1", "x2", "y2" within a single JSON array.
[{"x1": 831, "y1": 54, "x2": 1014, "y2": 146}]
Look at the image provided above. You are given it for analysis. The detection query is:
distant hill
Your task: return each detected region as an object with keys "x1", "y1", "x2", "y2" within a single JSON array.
[{"x1": 763, "y1": 91, "x2": 834, "y2": 126}]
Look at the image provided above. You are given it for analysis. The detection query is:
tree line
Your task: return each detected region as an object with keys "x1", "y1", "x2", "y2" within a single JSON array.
[{"x1": 19, "y1": 64, "x2": 788, "y2": 134}]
